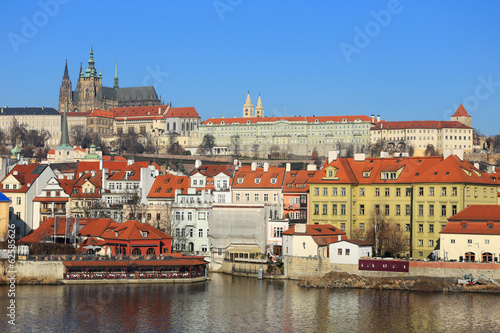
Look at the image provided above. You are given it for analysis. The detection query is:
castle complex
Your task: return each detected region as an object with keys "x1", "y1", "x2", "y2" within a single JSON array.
[{"x1": 58, "y1": 43, "x2": 161, "y2": 113}]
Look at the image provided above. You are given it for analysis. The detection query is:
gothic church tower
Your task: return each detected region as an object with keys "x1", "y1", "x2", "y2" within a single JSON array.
[
  {"x1": 58, "y1": 60, "x2": 73, "y2": 112},
  {"x1": 243, "y1": 91, "x2": 254, "y2": 118},
  {"x1": 255, "y1": 93, "x2": 264, "y2": 118},
  {"x1": 76, "y1": 42, "x2": 102, "y2": 112}
]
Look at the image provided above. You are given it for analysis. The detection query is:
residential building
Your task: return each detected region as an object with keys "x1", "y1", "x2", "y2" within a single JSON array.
[
  {"x1": 189, "y1": 161, "x2": 235, "y2": 204},
  {"x1": 267, "y1": 218, "x2": 289, "y2": 255},
  {"x1": 0, "y1": 192, "x2": 11, "y2": 241},
  {"x1": 231, "y1": 162, "x2": 286, "y2": 218},
  {"x1": 282, "y1": 223, "x2": 347, "y2": 257},
  {"x1": 0, "y1": 107, "x2": 62, "y2": 147},
  {"x1": 329, "y1": 239, "x2": 373, "y2": 264},
  {"x1": 0, "y1": 163, "x2": 56, "y2": 238},
  {"x1": 308, "y1": 151, "x2": 499, "y2": 259},
  {"x1": 283, "y1": 166, "x2": 316, "y2": 224},
  {"x1": 86, "y1": 109, "x2": 114, "y2": 136},
  {"x1": 32, "y1": 177, "x2": 71, "y2": 229},
  {"x1": 440, "y1": 205, "x2": 500, "y2": 262}
]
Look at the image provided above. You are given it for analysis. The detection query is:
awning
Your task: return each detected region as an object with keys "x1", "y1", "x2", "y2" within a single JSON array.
[{"x1": 225, "y1": 246, "x2": 261, "y2": 254}]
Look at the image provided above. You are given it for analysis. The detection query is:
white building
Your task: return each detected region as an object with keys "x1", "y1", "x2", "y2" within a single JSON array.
[{"x1": 329, "y1": 240, "x2": 373, "y2": 265}]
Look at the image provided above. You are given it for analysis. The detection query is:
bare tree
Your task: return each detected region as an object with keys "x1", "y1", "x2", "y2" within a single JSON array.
[
  {"x1": 311, "y1": 147, "x2": 319, "y2": 160},
  {"x1": 230, "y1": 135, "x2": 241, "y2": 158},
  {"x1": 80, "y1": 200, "x2": 108, "y2": 218},
  {"x1": 269, "y1": 144, "x2": 281, "y2": 159},
  {"x1": 252, "y1": 143, "x2": 260, "y2": 159},
  {"x1": 425, "y1": 144, "x2": 437, "y2": 156},
  {"x1": 70, "y1": 124, "x2": 93, "y2": 148},
  {"x1": 201, "y1": 134, "x2": 216, "y2": 155},
  {"x1": 364, "y1": 207, "x2": 408, "y2": 257},
  {"x1": 25, "y1": 129, "x2": 51, "y2": 147},
  {"x1": 9, "y1": 120, "x2": 28, "y2": 146}
]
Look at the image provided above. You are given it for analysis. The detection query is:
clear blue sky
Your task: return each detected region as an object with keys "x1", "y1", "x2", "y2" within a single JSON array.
[{"x1": 1, "y1": 1, "x2": 500, "y2": 135}]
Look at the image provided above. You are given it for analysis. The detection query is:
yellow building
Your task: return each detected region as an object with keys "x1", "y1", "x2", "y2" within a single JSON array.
[{"x1": 308, "y1": 151, "x2": 499, "y2": 259}]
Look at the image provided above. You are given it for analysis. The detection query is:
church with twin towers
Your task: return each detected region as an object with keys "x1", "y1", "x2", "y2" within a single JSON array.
[
  {"x1": 242, "y1": 91, "x2": 264, "y2": 118},
  {"x1": 58, "y1": 43, "x2": 162, "y2": 112}
]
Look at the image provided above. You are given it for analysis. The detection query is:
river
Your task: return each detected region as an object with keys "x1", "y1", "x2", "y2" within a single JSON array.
[{"x1": 1, "y1": 273, "x2": 500, "y2": 332}]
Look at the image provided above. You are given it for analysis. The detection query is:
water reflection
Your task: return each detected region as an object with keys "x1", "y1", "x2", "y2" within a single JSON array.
[{"x1": 1, "y1": 274, "x2": 500, "y2": 332}]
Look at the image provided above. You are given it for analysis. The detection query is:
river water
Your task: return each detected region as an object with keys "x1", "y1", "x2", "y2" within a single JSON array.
[{"x1": 1, "y1": 273, "x2": 500, "y2": 332}]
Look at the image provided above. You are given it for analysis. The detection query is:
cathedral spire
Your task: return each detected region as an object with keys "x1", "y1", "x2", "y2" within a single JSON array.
[
  {"x1": 242, "y1": 91, "x2": 254, "y2": 118},
  {"x1": 85, "y1": 42, "x2": 98, "y2": 77},
  {"x1": 63, "y1": 59, "x2": 69, "y2": 79},
  {"x1": 79, "y1": 62, "x2": 83, "y2": 77},
  {"x1": 255, "y1": 93, "x2": 264, "y2": 118},
  {"x1": 57, "y1": 108, "x2": 72, "y2": 149},
  {"x1": 114, "y1": 60, "x2": 119, "y2": 90}
]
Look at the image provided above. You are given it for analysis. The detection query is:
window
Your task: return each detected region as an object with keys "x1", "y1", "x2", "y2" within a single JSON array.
[
  {"x1": 396, "y1": 188, "x2": 401, "y2": 196},
  {"x1": 451, "y1": 239, "x2": 455, "y2": 244},
  {"x1": 323, "y1": 187, "x2": 328, "y2": 196},
  {"x1": 406, "y1": 188, "x2": 411, "y2": 196},
  {"x1": 187, "y1": 212, "x2": 193, "y2": 221},
  {"x1": 264, "y1": 194, "x2": 268, "y2": 202},
  {"x1": 441, "y1": 205, "x2": 446, "y2": 216},
  {"x1": 485, "y1": 239, "x2": 490, "y2": 244},
  {"x1": 332, "y1": 204, "x2": 337, "y2": 215},
  {"x1": 375, "y1": 188, "x2": 380, "y2": 196},
  {"x1": 468, "y1": 239, "x2": 472, "y2": 244},
  {"x1": 235, "y1": 193, "x2": 240, "y2": 201},
  {"x1": 338, "y1": 248, "x2": 342, "y2": 255},
  {"x1": 314, "y1": 204, "x2": 319, "y2": 215},
  {"x1": 332, "y1": 187, "x2": 337, "y2": 196},
  {"x1": 418, "y1": 205, "x2": 423, "y2": 216},
  {"x1": 345, "y1": 248, "x2": 350, "y2": 255},
  {"x1": 322, "y1": 204, "x2": 328, "y2": 215},
  {"x1": 199, "y1": 229, "x2": 203, "y2": 237},
  {"x1": 327, "y1": 170, "x2": 333, "y2": 177},
  {"x1": 429, "y1": 187, "x2": 434, "y2": 196},
  {"x1": 418, "y1": 187, "x2": 424, "y2": 196},
  {"x1": 360, "y1": 223, "x2": 365, "y2": 231},
  {"x1": 441, "y1": 187, "x2": 447, "y2": 196},
  {"x1": 467, "y1": 187, "x2": 470, "y2": 197},
  {"x1": 405, "y1": 205, "x2": 410, "y2": 216},
  {"x1": 16, "y1": 197, "x2": 21, "y2": 205},
  {"x1": 452, "y1": 187, "x2": 457, "y2": 196},
  {"x1": 418, "y1": 224, "x2": 423, "y2": 232},
  {"x1": 245, "y1": 193, "x2": 250, "y2": 201},
  {"x1": 314, "y1": 187, "x2": 319, "y2": 196},
  {"x1": 428, "y1": 240, "x2": 434, "y2": 247},
  {"x1": 429, "y1": 224, "x2": 434, "y2": 233},
  {"x1": 385, "y1": 188, "x2": 390, "y2": 196},
  {"x1": 359, "y1": 204, "x2": 365, "y2": 215},
  {"x1": 255, "y1": 178, "x2": 261, "y2": 184},
  {"x1": 418, "y1": 240, "x2": 423, "y2": 247},
  {"x1": 271, "y1": 178, "x2": 277, "y2": 184},
  {"x1": 341, "y1": 204, "x2": 346, "y2": 215},
  {"x1": 395, "y1": 204, "x2": 401, "y2": 216},
  {"x1": 375, "y1": 204, "x2": 380, "y2": 215},
  {"x1": 16, "y1": 212, "x2": 21, "y2": 220},
  {"x1": 273, "y1": 227, "x2": 283, "y2": 238},
  {"x1": 341, "y1": 223, "x2": 346, "y2": 231},
  {"x1": 384, "y1": 205, "x2": 389, "y2": 215},
  {"x1": 147, "y1": 213, "x2": 151, "y2": 220},
  {"x1": 452, "y1": 205, "x2": 457, "y2": 215},
  {"x1": 198, "y1": 212, "x2": 206, "y2": 220},
  {"x1": 483, "y1": 188, "x2": 486, "y2": 197},
  {"x1": 429, "y1": 204, "x2": 434, "y2": 216},
  {"x1": 359, "y1": 188, "x2": 365, "y2": 196},
  {"x1": 405, "y1": 224, "x2": 410, "y2": 232},
  {"x1": 254, "y1": 194, "x2": 259, "y2": 201}
]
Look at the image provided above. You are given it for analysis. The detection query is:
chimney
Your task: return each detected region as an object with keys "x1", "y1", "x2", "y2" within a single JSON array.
[
  {"x1": 263, "y1": 162, "x2": 269, "y2": 173},
  {"x1": 354, "y1": 153, "x2": 366, "y2": 161},
  {"x1": 371, "y1": 114, "x2": 375, "y2": 122},
  {"x1": 295, "y1": 224, "x2": 306, "y2": 233},
  {"x1": 454, "y1": 149, "x2": 464, "y2": 161},
  {"x1": 42, "y1": 106, "x2": 44, "y2": 110},
  {"x1": 474, "y1": 162, "x2": 480, "y2": 169},
  {"x1": 127, "y1": 159, "x2": 134, "y2": 166},
  {"x1": 307, "y1": 164, "x2": 317, "y2": 171},
  {"x1": 158, "y1": 107, "x2": 161, "y2": 114},
  {"x1": 377, "y1": 115, "x2": 380, "y2": 122},
  {"x1": 99, "y1": 159, "x2": 103, "y2": 171},
  {"x1": 338, "y1": 234, "x2": 341, "y2": 241},
  {"x1": 443, "y1": 149, "x2": 452, "y2": 159},
  {"x1": 195, "y1": 160, "x2": 202, "y2": 169},
  {"x1": 380, "y1": 151, "x2": 389, "y2": 159},
  {"x1": 251, "y1": 162, "x2": 257, "y2": 171},
  {"x1": 328, "y1": 150, "x2": 338, "y2": 164},
  {"x1": 91, "y1": 170, "x2": 96, "y2": 177},
  {"x1": 286, "y1": 163, "x2": 291, "y2": 172}
]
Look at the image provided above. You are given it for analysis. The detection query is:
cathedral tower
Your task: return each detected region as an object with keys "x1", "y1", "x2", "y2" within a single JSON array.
[
  {"x1": 255, "y1": 93, "x2": 264, "y2": 118},
  {"x1": 243, "y1": 91, "x2": 254, "y2": 118},
  {"x1": 58, "y1": 60, "x2": 73, "y2": 112},
  {"x1": 76, "y1": 42, "x2": 102, "y2": 112}
]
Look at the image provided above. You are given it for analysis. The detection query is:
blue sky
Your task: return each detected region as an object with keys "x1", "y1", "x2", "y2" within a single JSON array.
[{"x1": 1, "y1": 1, "x2": 500, "y2": 135}]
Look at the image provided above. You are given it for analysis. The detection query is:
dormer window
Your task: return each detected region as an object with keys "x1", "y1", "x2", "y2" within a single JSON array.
[
  {"x1": 271, "y1": 178, "x2": 277, "y2": 184},
  {"x1": 461, "y1": 223, "x2": 467, "y2": 229},
  {"x1": 141, "y1": 231, "x2": 148, "y2": 238},
  {"x1": 487, "y1": 223, "x2": 494, "y2": 229},
  {"x1": 255, "y1": 178, "x2": 261, "y2": 184},
  {"x1": 115, "y1": 231, "x2": 119, "y2": 237}
]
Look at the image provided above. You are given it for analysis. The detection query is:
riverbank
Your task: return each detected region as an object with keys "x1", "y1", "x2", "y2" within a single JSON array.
[
  {"x1": 0, "y1": 276, "x2": 62, "y2": 285},
  {"x1": 298, "y1": 271, "x2": 500, "y2": 293}
]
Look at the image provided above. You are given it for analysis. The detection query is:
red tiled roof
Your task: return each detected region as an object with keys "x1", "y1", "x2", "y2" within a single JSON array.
[
  {"x1": 191, "y1": 164, "x2": 235, "y2": 177},
  {"x1": 100, "y1": 220, "x2": 173, "y2": 241},
  {"x1": 148, "y1": 174, "x2": 189, "y2": 198},
  {"x1": 371, "y1": 120, "x2": 471, "y2": 130},
  {"x1": 165, "y1": 107, "x2": 200, "y2": 118},
  {"x1": 282, "y1": 169, "x2": 317, "y2": 193},
  {"x1": 0, "y1": 164, "x2": 47, "y2": 193},
  {"x1": 310, "y1": 157, "x2": 358, "y2": 184},
  {"x1": 451, "y1": 104, "x2": 471, "y2": 118},
  {"x1": 86, "y1": 109, "x2": 114, "y2": 119},
  {"x1": 204, "y1": 115, "x2": 373, "y2": 125},
  {"x1": 63, "y1": 259, "x2": 206, "y2": 267},
  {"x1": 440, "y1": 221, "x2": 500, "y2": 235},
  {"x1": 447, "y1": 205, "x2": 500, "y2": 222},
  {"x1": 283, "y1": 224, "x2": 346, "y2": 236},
  {"x1": 232, "y1": 165, "x2": 285, "y2": 189},
  {"x1": 110, "y1": 105, "x2": 169, "y2": 119}
]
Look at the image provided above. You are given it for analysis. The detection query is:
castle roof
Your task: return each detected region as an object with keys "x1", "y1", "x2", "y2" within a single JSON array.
[
  {"x1": 371, "y1": 120, "x2": 471, "y2": 130},
  {"x1": 0, "y1": 107, "x2": 60, "y2": 116},
  {"x1": 451, "y1": 104, "x2": 471, "y2": 118}
]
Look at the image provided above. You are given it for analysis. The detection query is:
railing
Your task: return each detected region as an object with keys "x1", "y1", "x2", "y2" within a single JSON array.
[{"x1": 63, "y1": 271, "x2": 205, "y2": 280}]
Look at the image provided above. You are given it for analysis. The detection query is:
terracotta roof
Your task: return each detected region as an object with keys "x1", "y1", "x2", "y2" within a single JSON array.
[
  {"x1": 451, "y1": 104, "x2": 471, "y2": 118},
  {"x1": 447, "y1": 205, "x2": 500, "y2": 222},
  {"x1": 100, "y1": 220, "x2": 173, "y2": 241},
  {"x1": 310, "y1": 157, "x2": 358, "y2": 184},
  {"x1": 110, "y1": 105, "x2": 169, "y2": 119},
  {"x1": 232, "y1": 165, "x2": 285, "y2": 189},
  {"x1": 440, "y1": 221, "x2": 500, "y2": 235},
  {"x1": 313, "y1": 235, "x2": 348, "y2": 246},
  {"x1": 86, "y1": 109, "x2": 114, "y2": 119},
  {"x1": 282, "y1": 224, "x2": 346, "y2": 236},
  {"x1": 0, "y1": 164, "x2": 48, "y2": 193},
  {"x1": 204, "y1": 115, "x2": 373, "y2": 125},
  {"x1": 282, "y1": 169, "x2": 317, "y2": 193},
  {"x1": 191, "y1": 164, "x2": 235, "y2": 177},
  {"x1": 165, "y1": 107, "x2": 200, "y2": 118},
  {"x1": 371, "y1": 120, "x2": 471, "y2": 130},
  {"x1": 148, "y1": 174, "x2": 189, "y2": 198}
]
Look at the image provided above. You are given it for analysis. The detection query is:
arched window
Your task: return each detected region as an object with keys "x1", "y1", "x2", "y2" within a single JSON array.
[
  {"x1": 182, "y1": 122, "x2": 185, "y2": 132},
  {"x1": 167, "y1": 122, "x2": 170, "y2": 131},
  {"x1": 132, "y1": 248, "x2": 141, "y2": 255},
  {"x1": 173, "y1": 123, "x2": 176, "y2": 131},
  {"x1": 146, "y1": 248, "x2": 155, "y2": 255},
  {"x1": 191, "y1": 122, "x2": 194, "y2": 131},
  {"x1": 465, "y1": 252, "x2": 475, "y2": 262},
  {"x1": 482, "y1": 252, "x2": 493, "y2": 262}
]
